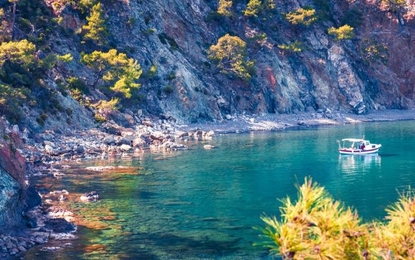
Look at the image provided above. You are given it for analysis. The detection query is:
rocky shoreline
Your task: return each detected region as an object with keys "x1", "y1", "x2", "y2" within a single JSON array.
[
  {"x1": 2, "y1": 109, "x2": 415, "y2": 258},
  {"x1": 20, "y1": 109, "x2": 415, "y2": 167}
]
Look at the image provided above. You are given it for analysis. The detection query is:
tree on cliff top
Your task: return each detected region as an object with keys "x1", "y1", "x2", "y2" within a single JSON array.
[
  {"x1": 208, "y1": 34, "x2": 254, "y2": 82},
  {"x1": 81, "y1": 49, "x2": 142, "y2": 98}
]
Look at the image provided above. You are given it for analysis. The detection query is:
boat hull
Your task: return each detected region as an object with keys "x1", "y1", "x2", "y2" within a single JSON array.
[{"x1": 338, "y1": 147, "x2": 380, "y2": 155}]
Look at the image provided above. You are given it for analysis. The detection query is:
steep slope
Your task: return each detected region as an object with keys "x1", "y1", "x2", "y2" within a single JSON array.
[
  {"x1": 91, "y1": 0, "x2": 415, "y2": 121},
  {"x1": 1, "y1": 0, "x2": 415, "y2": 128}
]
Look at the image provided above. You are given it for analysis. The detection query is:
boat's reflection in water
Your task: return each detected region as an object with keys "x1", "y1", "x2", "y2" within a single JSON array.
[{"x1": 338, "y1": 154, "x2": 381, "y2": 174}]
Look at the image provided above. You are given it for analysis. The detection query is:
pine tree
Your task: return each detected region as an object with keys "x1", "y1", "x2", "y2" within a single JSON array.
[
  {"x1": 81, "y1": 49, "x2": 142, "y2": 98},
  {"x1": 0, "y1": 39, "x2": 36, "y2": 68},
  {"x1": 328, "y1": 25, "x2": 354, "y2": 40},
  {"x1": 208, "y1": 34, "x2": 254, "y2": 81},
  {"x1": 217, "y1": 0, "x2": 233, "y2": 16},
  {"x1": 244, "y1": 0, "x2": 262, "y2": 17},
  {"x1": 285, "y1": 8, "x2": 317, "y2": 26},
  {"x1": 82, "y1": 3, "x2": 109, "y2": 46}
]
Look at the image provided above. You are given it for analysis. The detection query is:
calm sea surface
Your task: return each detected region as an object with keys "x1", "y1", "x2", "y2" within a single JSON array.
[{"x1": 25, "y1": 121, "x2": 415, "y2": 259}]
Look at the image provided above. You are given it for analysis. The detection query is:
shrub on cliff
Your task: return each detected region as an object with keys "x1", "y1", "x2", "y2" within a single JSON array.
[
  {"x1": 82, "y1": 3, "x2": 109, "y2": 46},
  {"x1": 81, "y1": 49, "x2": 142, "y2": 98},
  {"x1": 217, "y1": 0, "x2": 233, "y2": 17},
  {"x1": 382, "y1": 0, "x2": 406, "y2": 13},
  {"x1": 208, "y1": 34, "x2": 255, "y2": 81},
  {"x1": 328, "y1": 25, "x2": 354, "y2": 40},
  {"x1": 244, "y1": 0, "x2": 275, "y2": 17},
  {"x1": 256, "y1": 178, "x2": 415, "y2": 259},
  {"x1": 285, "y1": 7, "x2": 317, "y2": 26},
  {"x1": 0, "y1": 39, "x2": 36, "y2": 68}
]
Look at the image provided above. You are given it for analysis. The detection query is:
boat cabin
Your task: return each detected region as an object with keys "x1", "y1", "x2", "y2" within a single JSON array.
[{"x1": 337, "y1": 138, "x2": 382, "y2": 155}]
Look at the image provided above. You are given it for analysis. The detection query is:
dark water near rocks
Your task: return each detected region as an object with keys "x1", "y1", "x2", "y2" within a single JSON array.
[{"x1": 25, "y1": 121, "x2": 415, "y2": 259}]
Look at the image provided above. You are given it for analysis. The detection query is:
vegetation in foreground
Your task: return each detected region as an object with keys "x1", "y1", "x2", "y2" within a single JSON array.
[{"x1": 257, "y1": 178, "x2": 415, "y2": 259}]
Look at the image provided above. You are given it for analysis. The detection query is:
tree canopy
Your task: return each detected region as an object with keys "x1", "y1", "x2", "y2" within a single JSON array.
[
  {"x1": 328, "y1": 25, "x2": 354, "y2": 40},
  {"x1": 244, "y1": 0, "x2": 275, "y2": 17},
  {"x1": 217, "y1": 0, "x2": 233, "y2": 16},
  {"x1": 257, "y1": 178, "x2": 415, "y2": 259},
  {"x1": 285, "y1": 8, "x2": 317, "y2": 26},
  {"x1": 82, "y1": 3, "x2": 108, "y2": 46},
  {"x1": 81, "y1": 49, "x2": 142, "y2": 98},
  {"x1": 208, "y1": 34, "x2": 254, "y2": 81},
  {"x1": 0, "y1": 39, "x2": 36, "y2": 68}
]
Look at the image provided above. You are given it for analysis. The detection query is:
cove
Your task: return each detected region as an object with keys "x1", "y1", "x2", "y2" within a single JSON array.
[{"x1": 25, "y1": 120, "x2": 415, "y2": 259}]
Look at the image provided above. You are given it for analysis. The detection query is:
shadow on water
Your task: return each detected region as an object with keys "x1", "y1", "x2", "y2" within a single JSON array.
[
  {"x1": 136, "y1": 190, "x2": 157, "y2": 200},
  {"x1": 378, "y1": 153, "x2": 399, "y2": 157},
  {"x1": 116, "y1": 232, "x2": 244, "y2": 258}
]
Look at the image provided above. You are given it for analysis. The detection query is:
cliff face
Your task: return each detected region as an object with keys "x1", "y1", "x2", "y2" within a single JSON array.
[
  {"x1": 0, "y1": 121, "x2": 41, "y2": 233},
  {"x1": 3, "y1": 0, "x2": 415, "y2": 127},
  {"x1": 89, "y1": 0, "x2": 414, "y2": 123}
]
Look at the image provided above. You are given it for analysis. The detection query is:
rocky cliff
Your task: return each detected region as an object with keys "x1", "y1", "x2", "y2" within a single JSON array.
[
  {"x1": 0, "y1": 120, "x2": 41, "y2": 233},
  {"x1": 45, "y1": 0, "x2": 414, "y2": 127},
  {"x1": 1, "y1": 0, "x2": 413, "y2": 130}
]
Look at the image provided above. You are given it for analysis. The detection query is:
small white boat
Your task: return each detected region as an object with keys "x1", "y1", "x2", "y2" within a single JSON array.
[{"x1": 337, "y1": 138, "x2": 382, "y2": 155}]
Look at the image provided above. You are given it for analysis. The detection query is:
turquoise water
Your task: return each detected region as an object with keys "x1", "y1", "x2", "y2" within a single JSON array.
[{"x1": 25, "y1": 121, "x2": 415, "y2": 259}]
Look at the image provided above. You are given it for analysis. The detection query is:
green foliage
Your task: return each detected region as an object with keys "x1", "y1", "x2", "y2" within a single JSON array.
[
  {"x1": 285, "y1": 7, "x2": 317, "y2": 26},
  {"x1": 0, "y1": 39, "x2": 36, "y2": 68},
  {"x1": 94, "y1": 113, "x2": 106, "y2": 123},
  {"x1": 82, "y1": 3, "x2": 108, "y2": 46},
  {"x1": 0, "y1": 40, "x2": 37, "y2": 122},
  {"x1": 0, "y1": 83, "x2": 29, "y2": 123},
  {"x1": 50, "y1": 0, "x2": 96, "y2": 14},
  {"x1": 14, "y1": 0, "x2": 57, "y2": 43},
  {"x1": 97, "y1": 98, "x2": 119, "y2": 110},
  {"x1": 70, "y1": 88, "x2": 83, "y2": 102},
  {"x1": 207, "y1": 34, "x2": 254, "y2": 81},
  {"x1": 142, "y1": 28, "x2": 157, "y2": 36},
  {"x1": 81, "y1": 49, "x2": 142, "y2": 98},
  {"x1": 257, "y1": 178, "x2": 415, "y2": 259},
  {"x1": 67, "y1": 76, "x2": 89, "y2": 94},
  {"x1": 141, "y1": 63, "x2": 158, "y2": 79},
  {"x1": 36, "y1": 113, "x2": 48, "y2": 127},
  {"x1": 158, "y1": 33, "x2": 179, "y2": 50},
  {"x1": 93, "y1": 98, "x2": 119, "y2": 123},
  {"x1": 166, "y1": 71, "x2": 176, "y2": 81},
  {"x1": 361, "y1": 38, "x2": 389, "y2": 65},
  {"x1": 244, "y1": 0, "x2": 275, "y2": 18},
  {"x1": 382, "y1": 0, "x2": 407, "y2": 13},
  {"x1": 379, "y1": 190, "x2": 415, "y2": 258},
  {"x1": 38, "y1": 54, "x2": 57, "y2": 70},
  {"x1": 148, "y1": 63, "x2": 157, "y2": 77},
  {"x1": 57, "y1": 53, "x2": 74, "y2": 63},
  {"x1": 328, "y1": 25, "x2": 354, "y2": 40},
  {"x1": 278, "y1": 41, "x2": 303, "y2": 53},
  {"x1": 341, "y1": 7, "x2": 363, "y2": 29},
  {"x1": 217, "y1": 0, "x2": 233, "y2": 16},
  {"x1": 162, "y1": 85, "x2": 174, "y2": 94},
  {"x1": 244, "y1": 0, "x2": 262, "y2": 17},
  {"x1": 313, "y1": 0, "x2": 331, "y2": 21},
  {"x1": 257, "y1": 178, "x2": 369, "y2": 259},
  {"x1": 0, "y1": 8, "x2": 10, "y2": 41}
]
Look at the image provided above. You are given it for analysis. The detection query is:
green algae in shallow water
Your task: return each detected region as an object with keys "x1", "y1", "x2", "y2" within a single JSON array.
[{"x1": 26, "y1": 121, "x2": 415, "y2": 259}]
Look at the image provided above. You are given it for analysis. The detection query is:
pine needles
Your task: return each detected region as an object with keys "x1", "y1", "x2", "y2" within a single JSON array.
[{"x1": 256, "y1": 178, "x2": 415, "y2": 260}]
